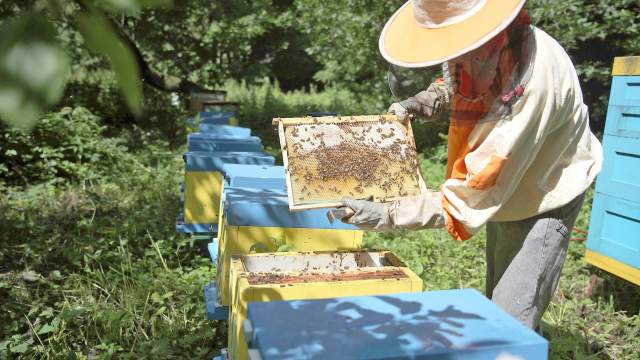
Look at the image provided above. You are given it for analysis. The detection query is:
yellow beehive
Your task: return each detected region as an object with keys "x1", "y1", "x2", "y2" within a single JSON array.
[
  {"x1": 216, "y1": 188, "x2": 363, "y2": 308},
  {"x1": 227, "y1": 251, "x2": 423, "y2": 360}
]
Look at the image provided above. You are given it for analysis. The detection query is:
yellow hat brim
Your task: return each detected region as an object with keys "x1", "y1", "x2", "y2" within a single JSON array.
[{"x1": 380, "y1": 0, "x2": 527, "y2": 68}]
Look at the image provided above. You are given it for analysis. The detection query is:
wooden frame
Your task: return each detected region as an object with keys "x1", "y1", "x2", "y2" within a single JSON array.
[{"x1": 274, "y1": 115, "x2": 427, "y2": 211}]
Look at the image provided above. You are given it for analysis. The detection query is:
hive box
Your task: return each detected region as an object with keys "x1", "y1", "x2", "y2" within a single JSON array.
[
  {"x1": 177, "y1": 152, "x2": 275, "y2": 234},
  {"x1": 587, "y1": 56, "x2": 640, "y2": 286},
  {"x1": 228, "y1": 251, "x2": 423, "y2": 360},
  {"x1": 187, "y1": 134, "x2": 263, "y2": 153},
  {"x1": 199, "y1": 124, "x2": 251, "y2": 137},
  {"x1": 222, "y1": 164, "x2": 286, "y2": 192},
  {"x1": 215, "y1": 188, "x2": 363, "y2": 311},
  {"x1": 244, "y1": 289, "x2": 548, "y2": 360}
]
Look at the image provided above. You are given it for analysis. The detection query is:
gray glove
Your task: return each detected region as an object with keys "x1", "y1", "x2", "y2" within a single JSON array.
[
  {"x1": 388, "y1": 81, "x2": 450, "y2": 121},
  {"x1": 339, "y1": 197, "x2": 393, "y2": 231}
]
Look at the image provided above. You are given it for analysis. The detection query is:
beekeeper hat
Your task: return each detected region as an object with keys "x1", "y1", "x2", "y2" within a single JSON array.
[{"x1": 380, "y1": 0, "x2": 528, "y2": 68}]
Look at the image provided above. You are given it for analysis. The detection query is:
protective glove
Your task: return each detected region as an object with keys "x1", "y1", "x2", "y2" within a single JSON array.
[
  {"x1": 339, "y1": 197, "x2": 393, "y2": 231},
  {"x1": 389, "y1": 191, "x2": 446, "y2": 230},
  {"x1": 387, "y1": 82, "x2": 450, "y2": 121}
]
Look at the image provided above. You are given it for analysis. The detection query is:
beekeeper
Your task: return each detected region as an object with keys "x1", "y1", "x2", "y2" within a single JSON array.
[{"x1": 340, "y1": 0, "x2": 603, "y2": 331}]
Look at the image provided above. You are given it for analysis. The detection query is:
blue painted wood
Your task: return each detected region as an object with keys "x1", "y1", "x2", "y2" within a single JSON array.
[
  {"x1": 184, "y1": 152, "x2": 275, "y2": 172},
  {"x1": 204, "y1": 282, "x2": 229, "y2": 321},
  {"x1": 609, "y1": 76, "x2": 640, "y2": 107},
  {"x1": 208, "y1": 240, "x2": 218, "y2": 264},
  {"x1": 199, "y1": 124, "x2": 251, "y2": 137},
  {"x1": 223, "y1": 187, "x2": 358, "y2": 230},
  {"x1": 587, "y1": 193, "x2": 640, "y2": 269},
  {"x1": 199, "y1": 111, "x2": 236, "y2": 123},
  {"x1": 187, "y1": 134, "x2": 263, "y2": 152},
  {"x1": 222, "y1": 164, "x2": 286, "y2": 191},
  {"x1": 246, "y1": 289, "x2": 548, "y2": 360},
  {"x1": 603, "y1": 106, "x2": 640, "y2": 139},
  {"x1": 175, "y1": 222, "x2": 217, "y2": 235},
  {"x1": 595, "y1": 135, "x2": 640, "y2": 204}
]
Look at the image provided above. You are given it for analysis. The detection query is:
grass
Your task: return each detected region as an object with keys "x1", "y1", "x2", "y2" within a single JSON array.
[{"x1": 1, "y1": 138, "x2": 639, "y2": 359}]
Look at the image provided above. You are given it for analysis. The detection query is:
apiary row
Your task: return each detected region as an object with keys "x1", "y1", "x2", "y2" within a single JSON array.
[{"x1": 176, "y1": 108, "x2": 548, "y2": 360}]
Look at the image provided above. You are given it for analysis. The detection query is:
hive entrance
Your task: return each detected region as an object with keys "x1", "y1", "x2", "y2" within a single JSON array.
[{"x1": 275, "y1": 115, "x2": 426, "y2": 210}]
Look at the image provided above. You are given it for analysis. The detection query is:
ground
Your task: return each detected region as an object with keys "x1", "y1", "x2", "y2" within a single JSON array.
[{"x1": 1, "y1": 145, "x2": 638, "y2": 359}]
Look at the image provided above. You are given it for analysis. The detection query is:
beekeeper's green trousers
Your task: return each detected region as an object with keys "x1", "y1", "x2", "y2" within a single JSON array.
[{"x1": 485, "y1": 193, "x2": 585, "y2": 331}]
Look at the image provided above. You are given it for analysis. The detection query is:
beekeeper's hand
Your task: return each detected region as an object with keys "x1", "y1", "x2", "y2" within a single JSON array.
[
  {"x1": 339, "y1": 197, "x2": 393, "y2": 231},
  {"x1": 388, "y1": 82, "x2": 450, "y2": 121}
]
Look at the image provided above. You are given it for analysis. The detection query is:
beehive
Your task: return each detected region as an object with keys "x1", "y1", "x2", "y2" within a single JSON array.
[
  {"x1": 244, "y1": 289, "x2": 549, "y2": 360},
  {"x1": 187, "y1": 133, "x2": 263, "y2": 152},
  {"x1": 179, "y1": 151, "x2": 275, "y2": 234},
  {"x1": 227, "y1": 251, "x2": 423, "y2": 360},
  {"x1": 199, "y1": 124, "x2": 251, "y2": 137},
  {"x1": 275, "y1": 115, "x2": 426, "y2": 210},
  {"x1": 587, "y1": 56, "x2": 640, "y2": 285},
  {"x1": 215, "y1": 188, "x2": 363, "y2": 310}
]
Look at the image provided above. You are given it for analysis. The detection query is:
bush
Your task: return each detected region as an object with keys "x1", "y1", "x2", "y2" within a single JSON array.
[
  {"x1": 0, "y1": 107, "x2": 133, "y2": 187},
  {"x1": 225, "y1": 80, "x2": 386, "y2": 148}
]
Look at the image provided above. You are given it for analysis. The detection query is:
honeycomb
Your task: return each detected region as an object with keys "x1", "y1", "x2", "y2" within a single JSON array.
[{"x1": 276, "y1": 115, "x2": 425, "y2": 210}]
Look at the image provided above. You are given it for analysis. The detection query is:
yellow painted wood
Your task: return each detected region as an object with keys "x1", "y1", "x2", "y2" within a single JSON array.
[
  {"x1": 216, "y1": 225, "x2": 364, "y2": 307},
  {"x1": 586, "y1": 250, "x2": 640, "y2": 286},
  {"x1": 184, "y1": 171, "x2": 224, "y2": 224},
  {"x1": 227, "y1": 252, "x2": 423, "y2": 360},
  {"x1": 612, "y1": 56, "x2": 640, "y2": 76}
]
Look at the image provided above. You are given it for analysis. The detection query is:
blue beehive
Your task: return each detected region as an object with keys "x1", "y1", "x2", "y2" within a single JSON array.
[
  {"x1": 211, "y1": 187, "x2": 363, "y2": 321},
  {"x1": 199, "y1": 124, "x2": 252, "y2": 137},
  {"x1": 199, "y1": 111, "x2": 237, "y2": 124},
  {"x1": 187, "y1": 133, "x2": 263, "y2": 152},
  {"x1": 587, "y1": 56, "x2": 640, "y2": 286},
  {"x1": 222, "y1": 164, "x2": 286, "y2": 191},
  {"x1": 244, "y1": 289, "x2": 548, "y2": 360},
  {"x1": 177, "y1": 152, "x2": 275, "y2": 235},
  {"x1": 207, "y1": 165, "x2": 285, "y2": 265}
]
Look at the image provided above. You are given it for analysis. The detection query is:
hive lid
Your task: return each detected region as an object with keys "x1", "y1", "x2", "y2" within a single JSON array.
[
  {"x1": 247, "y1": 289, "x2": 548, "y2": 360},
  {"x1": 187, "y1": 136, "x2": 263, "y2": 153},
  {"x1": 199, "y1": 124, "x2": 251, "y2": 137},
  {"x1": 223, "y1": 187, "x2": 358, "y2": 230},
  {"x1": 184, "y1": 152, "x2": 275, "y2": 172},
  {"x1": 222, "y1": 164, "x2": 285, "y2": 180},
  {"x1": 612, "y1": 56, "x2": 640, "y2": 76},
  {"x1": 275, "y1": 115, "x2": 427, "y2": 211}
]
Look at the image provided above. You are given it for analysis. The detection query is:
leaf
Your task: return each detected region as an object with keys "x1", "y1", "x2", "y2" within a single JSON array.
[
  {"x1": 100, "y1": 0, "x2": 174, "y2": 13},
  {"x1": 61, "y1": 307, "x2": 87, "y2": 322},
  {"x1": 76, "y1": 7, "x2": 142, "y2": 116},
  {"x1": 36, "y1": 323, "x2": 56, "y2": 335},
  {"x1": 0, "y1": 14, "x2": 70, "y2": 129}
]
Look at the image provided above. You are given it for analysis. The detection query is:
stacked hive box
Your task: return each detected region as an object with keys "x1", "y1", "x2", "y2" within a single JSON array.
[
  {"x1": 228, "y1": 251, "x2": 424, "y2": 360},
  {"x1": 177, "y1": 151, "x2": 275, "y2": 234},
  {"x1": 587, "y1": 56, "x2": 640, "y2": 286},
  {"x1": 206, "y1": 187, "x2": 363, "y2": 321},
  {"x1": 243, "y1": 289, "x2": 548, "y2": 360}
]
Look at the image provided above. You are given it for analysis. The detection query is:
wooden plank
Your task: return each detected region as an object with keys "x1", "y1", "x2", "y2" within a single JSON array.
[
  {"x1": 274, "y1": 114, "x2": 399, "y2": 126},
  {"x1": 612, "y1": 56, "x2": 640, "y2": 76}
]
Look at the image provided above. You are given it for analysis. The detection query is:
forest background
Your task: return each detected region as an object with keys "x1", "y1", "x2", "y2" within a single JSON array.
[{"x1": 1, "y1": 1, "x2": 639, "y2": 359}]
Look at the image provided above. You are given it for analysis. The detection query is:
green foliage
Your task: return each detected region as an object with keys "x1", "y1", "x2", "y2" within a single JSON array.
[
  {"x1": 0, "y1": 126, "x2": 220, "y2": 358},
  {"x1": 0, "y1": 0, "x2": 171, "y2": 129},
  {"x1": 0, "y1": 13, "x2": 70, "y2": 129},
  {"x1": 225, "y1": 79, "x2": 384, "y2": 147},
  {"x1": 0, "y1": 107, "x2": 131, "y2": 186}
]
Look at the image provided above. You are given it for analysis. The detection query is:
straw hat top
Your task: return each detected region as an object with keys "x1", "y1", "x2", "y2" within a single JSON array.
[
  {"x1": 380, "y1": 0, "x2": 527, "y2": 68},
  {"x1": 414, "y1": 0, "x2": 488, "y2": 28}
]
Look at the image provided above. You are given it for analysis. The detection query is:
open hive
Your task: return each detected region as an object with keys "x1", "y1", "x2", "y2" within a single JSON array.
[
  {"x1": 227, "y1": 250, "x2": 423, "y2": 360},
  {"x1": 275, "y1": 115, "x2": 426, "y2": 210}
]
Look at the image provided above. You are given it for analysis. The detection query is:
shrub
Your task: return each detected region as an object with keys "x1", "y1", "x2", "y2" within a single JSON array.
[{"x1": 0, "y1": 107, "x2": 133, "y2": 186}]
